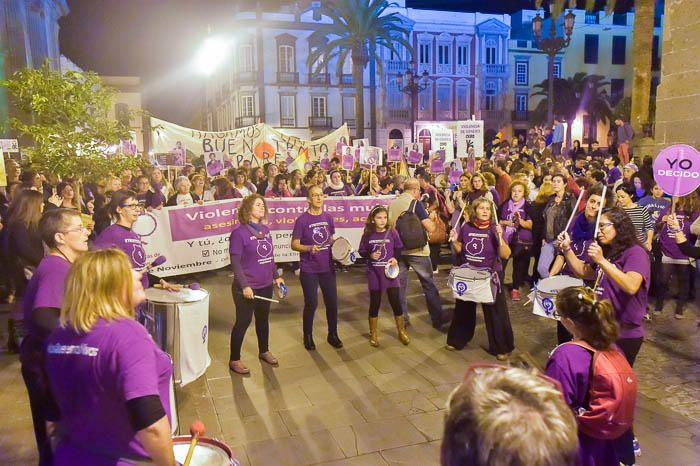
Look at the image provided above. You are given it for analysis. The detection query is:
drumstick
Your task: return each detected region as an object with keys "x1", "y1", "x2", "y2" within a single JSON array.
[
  {"x1": 254, "y1": 295, "x2": 280, "y2": 303},
  {"x1": 492, "y1": 201, "x2": 499, "y2": 224},
  {"x1": 593, "y1": 185, "x2": 607, "y2": 239},
  {"x1": 184, "y1": 420, "x2": 206, "y2": 466},
  {"x1": 563, "y1": 188, "x2": 585, "y2": 234}
]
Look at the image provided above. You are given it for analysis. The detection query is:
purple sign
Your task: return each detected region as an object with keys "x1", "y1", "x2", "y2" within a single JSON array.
[
  {"x1": 430, "y1": 158, "x2": 445, "y2": 174},
  {"x1": 167, "y1": 198, "x2": 390, "y2": 242},
  {"x1": 407, "y1": 150, "x2": 422, "y2": 164},
  {"x1": 342, "y1": 153, "x2": 355, "y2": 170},
  {"x1": 387, "y1": 148, "x2": 401, "y2": 163},
  {"x1": 319, "y1": 157, "x2": 331, "y2": 170},
  {"x1": 653, "y1": 144, "x2": 700, "y2": 196}
]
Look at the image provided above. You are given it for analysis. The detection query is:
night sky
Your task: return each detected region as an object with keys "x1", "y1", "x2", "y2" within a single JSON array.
[{"x1": 58, "y1": 0, "x2": 636, "y2": 125}]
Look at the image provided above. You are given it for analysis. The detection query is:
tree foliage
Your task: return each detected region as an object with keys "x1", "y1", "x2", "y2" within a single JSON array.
[
  {"x1": 307, "y1": 0, "x2": 412, "y2": 139},
  {"x1": 1, "y1": 61, "x2": 142, "y2": 181}
]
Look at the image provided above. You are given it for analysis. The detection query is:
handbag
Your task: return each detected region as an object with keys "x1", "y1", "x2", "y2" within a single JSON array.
[{"x1": 429, "y1": 212, "x2": 447, "y2": 244}]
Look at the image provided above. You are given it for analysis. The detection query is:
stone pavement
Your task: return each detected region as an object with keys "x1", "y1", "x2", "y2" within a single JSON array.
[{"x1": 1, "y1": 266, "x2": 699, "y2": 465}]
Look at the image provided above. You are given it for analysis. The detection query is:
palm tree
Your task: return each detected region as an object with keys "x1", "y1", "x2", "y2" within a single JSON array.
[
  {"x1": 578, "y1": 75, "x2": 613, "y2": 149},
  {"x1": 308, "y1": 0, "x2": 411, "y2": 140}
]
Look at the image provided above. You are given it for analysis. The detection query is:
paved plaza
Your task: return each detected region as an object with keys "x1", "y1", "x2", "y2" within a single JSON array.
[{"x1": 1, "y1": 265, "x2": 699, "y2": 465}]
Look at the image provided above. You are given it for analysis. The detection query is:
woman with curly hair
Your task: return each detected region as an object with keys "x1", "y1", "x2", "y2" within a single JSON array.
[{"x1": 558, "y1": 206, "x2": 649, "y2": 466}]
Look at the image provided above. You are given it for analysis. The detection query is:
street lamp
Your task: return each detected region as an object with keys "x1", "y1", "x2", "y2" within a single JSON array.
[
  {"x1": 532, "y1": 8, "x2": 575, "y2": 123},
  {"x1": 396, "y1": 62, "x2": 429, "y2": 143},
  {"x1": 193, "y1": 37, "x2": 234, "y2": 76}
]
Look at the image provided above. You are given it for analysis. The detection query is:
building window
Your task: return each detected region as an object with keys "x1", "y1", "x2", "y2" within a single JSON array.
[
  {"x1": 515, "y1": 94, "x2": 527, "y2": 112},
  {"x1": 419, "y1": 42, "x2": 431, "y2": 64},
  {"x1": 239, "y1": 44, "x2": 254, "y2": 72},
  {"x1": 456, "y1": 44, "x2": 469, "y2": 74},
  {"x1": 584, "y1": 35, "x2": 599, "y2": 64},
  {"x1": 612, "y1": 13, "x2": 627, "y2": 26},
  {"x1": 456, "y1": 83, "x2": 470, "y2": 118},
  {"x1": 610, "y1": 79, "x2": 624, "y2": 105},
  {"x1": 280, "y1": 95, "x2": 295, "y2": 127},
  {"x1": 240, "y1": 95, "x2": 255, "y2": 117},
  {"x1": 206, "y1": 113, "x2": 213, "y2": 131},
  {"x1": 418, "y1": 82, "x2": 433, "y2": 119},
  {"x1": 278, "y1": 45, "x2": 295, "y2": 73},
  {"x1": 585, "y1": 12, "x2": 599, "y2": 25},
  {"x1": 485, "y1": 80, "x2": 496, "y2": 111},
  {"x1": 485, "y1": 38, "x2": 497, "y2": 65},
  {"x1": 114, "y1": 103, "x2": 130, "y2": 126},
  {"x1": 436, "y1": 81, "x2": 452, "y2": 118},
  {"x1": 582, "y1": 114, "x2": 596, "y2": 143},
  {"x1": 342, "y1": 95, "x2": 356, "y2": 126},
  {"x1": 438, "y1": 44, "x2": 450, "y2": 65},
  {"x1": 516, "y1": 40, "x2": 528, "y2": 48},
  {"x1": 312, "y1": 96, "x2": 327, "y2": 117},
  {"x1": 515, "y1": 61, "x2": 528, "y2": 86},
  {"x1": 612, "y1": 36, "x2": 626, "y2": 65},
  {"x1": 553, "y1": 62, "x2": 562, "y2": 78},
  {"x1": 652, "y1": 35, "x2": 660, "y2": 70}
]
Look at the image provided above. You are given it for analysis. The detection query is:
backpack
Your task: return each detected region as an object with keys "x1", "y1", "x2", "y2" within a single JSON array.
[
  {"x1": 395, "y1": 200, "x2": 428, "y2": 250},
  {"x1": 566, "y1": 340, "x2": 637, "y2": 440}
]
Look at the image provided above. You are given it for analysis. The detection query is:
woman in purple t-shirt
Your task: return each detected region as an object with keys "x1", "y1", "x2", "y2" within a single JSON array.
[
  {"x1": 447, "y1": 197, "x2": 514, "y2": 360},
  {"x1": 498, "y1": 180, "x2": 533, "y2": 302},
  {"x1": 358, "y1": 206, "x2": 405, "y2": 347},
  {"x1": 546, "y1": 286, "x2": 626, "y2": 466},
  {"x1": 45, "y1": 249, "x2": 175, "y2": 465},
  {"x1": 20, "y1": 209, "x2": 89, "y2": 466},
  {"x1": 228, "y1": 194, "x2": 285, "y2": 375},
  {"x1": 291, "y1": 185, "x2": 342, "y2": 350}
]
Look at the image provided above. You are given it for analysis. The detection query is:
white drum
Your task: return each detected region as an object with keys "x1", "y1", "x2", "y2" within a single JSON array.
[
  {"x1": 529, "y1": 275, "x2": 584, "y2": 320},
  {"x1": 448, "y1": 266, "x2": 496, "y2": 304},
  {"x1": 332, "y1": 237, "x2": 357, "y2": 265},
  {"x1": 172, "y1": 435, "x2": 240, "y2": 465},
  {"x1": 385, "y1": 262, "x2": 400, "y2": 279}
]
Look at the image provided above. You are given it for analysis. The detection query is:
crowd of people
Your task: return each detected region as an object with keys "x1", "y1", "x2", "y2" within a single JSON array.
[{"x1": 1, "y1": 121, "x2": 699, "y2": 465}]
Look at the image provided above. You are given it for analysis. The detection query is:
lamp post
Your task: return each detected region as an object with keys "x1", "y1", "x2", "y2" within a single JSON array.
[
  {"x1": 532, "y1": 8, "x2": 575, "y2": 124},
  {"x1": 396, "y1": 62, "x2": 429, "y2": 143}
]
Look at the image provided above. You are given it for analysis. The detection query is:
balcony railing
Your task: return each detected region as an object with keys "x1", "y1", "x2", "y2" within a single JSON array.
[
  {"x1": 437, "y1": 63, "x2": 452, "y2": 75},
  {"x1": 456, "y1": 64, "x2": 470, "y2": 75},
  {"x1": 457, "y1": 110, "x2": 471, "y2": 120},
  {"x1": 417, "y1": 110, "x2": 433, "y2": 121},
  {"x1": 340, "y1": 74, "x2": 353, "y2": 85},
  {"x1": 387, "y1": 60, "x2": 410, "y2": 72},
  {"x1": 309, "y1": 116, "x2": 333, "y2": 128},
  {"x1": 343, "y1": 118, "x2": 356, "y2": 128},
  {"x1": 235, "y1": 71, "x2": 257, "y2": 83},
  {"x1": 480, "y1": 64, "x2": 509, "y2": 76},
  {"x1": 387, "y1": 109, "x2": 410, "y2": 122},
  {"x1": 277, "y1": 71, "x2": 299, "y2": 84},
  {"x1": 280, "y1": 117, "x2": 296, "y2": 127},
  {"x1": 512, "y1": 110, "x2": 529, "y2": 122},
  {"x1": 235, "y1": 115, "x2": 259, "y2": 128},
  {"x1": 437, "y1": 110, "x2": 453, "y2": 121},
  {"x1": 481, "y1": 110, "x2": 508, "y2": 123},
  {"x1": 308, "y1": 73, "x2": 330, "y2": 85}
]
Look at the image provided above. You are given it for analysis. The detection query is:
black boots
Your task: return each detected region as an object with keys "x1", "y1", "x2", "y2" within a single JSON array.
[
  {"x1": 327, "y1": 333, "x2": 343, "y2": 349},
  {"x1": 304, "y1": 334, "x2": 316, "y2": 351}
]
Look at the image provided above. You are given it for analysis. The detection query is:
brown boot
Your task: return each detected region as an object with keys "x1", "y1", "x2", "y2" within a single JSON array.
[
  {"x1": 395, "y1": 316, "x2": 410, "y2": 345},
  {"x1": 368, "y1": 317, "x2": 379, "y2": 347}
]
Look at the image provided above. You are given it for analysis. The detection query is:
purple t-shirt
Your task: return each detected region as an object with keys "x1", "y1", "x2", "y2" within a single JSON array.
[
  {"x1": 46, "y1": 318, "x2": 173, "y2": 465},
  {"x1": 229, "y1": 223, "x2": 276, "y2": 289},
  {"x1": 94, "y1": 224, "x2": 148, "y2": 289},
  {"x1": 657, "y1": 207, "x2": 699, "y2": 260},
  {"x1": 594, "y1": 244, "x2": 650, "y2": 339},
  {"x1": 458, "y1": 223, "x2": 501, "y2": 271},
  {"x1": 546, "y1": 344, "x2": 618, "y2": 466},
  {"x1": 292, "y1": 211, "x2": 335, "y2": 274},
  {"x1": 324, "y1": 185, "x2": 354, "y2": 197},
  {"x1": 358, "y1": 229, "x2": 403, "y2": 291},
  {"x1": 499, "y1": 201, "x2": 533, "y2": 244}
]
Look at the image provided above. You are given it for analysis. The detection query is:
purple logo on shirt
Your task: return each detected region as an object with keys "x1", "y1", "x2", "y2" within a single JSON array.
[
  {"x1": 465, "y1": 237, "x2": 485, "y2": 256},
  {"x1": 372, "y1": 243, "x2": 388, "y2": 262},
  {"x1": 311, "y1": 225, "x2": 330, "y2": 245},
  {"x1": 256, "y1": 238, "x2": 273, "y2": 258}
]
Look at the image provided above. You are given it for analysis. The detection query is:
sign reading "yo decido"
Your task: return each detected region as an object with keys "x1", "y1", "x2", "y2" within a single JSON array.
[{"x1": 653, "y1": 144, "x2": 700, "y2": 197}]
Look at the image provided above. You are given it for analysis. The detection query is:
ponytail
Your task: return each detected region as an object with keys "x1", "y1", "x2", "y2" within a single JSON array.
[{"x1": 556, "y1": 286, "x2": 618, "y2": 350}]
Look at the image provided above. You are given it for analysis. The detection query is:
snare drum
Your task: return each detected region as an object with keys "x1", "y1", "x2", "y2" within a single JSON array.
[
  {"x1": 332, "y1": 237, "x2": 357, "y2": 265},
  {"x1": 529, "y1": 275, "x2": 584, "y2": 320},
  {"x1": 448, "y1": 266, "x2": 496, "y2": 304},
  {"x1": 277, "y1": 282, "x2": 288, "y2": 300},
  {"x1": 172, "y1": 435, "x2": 240, "y2": 466},
  {"x1": 384, "y1": 262, "x2": 400, "y2": 279}
]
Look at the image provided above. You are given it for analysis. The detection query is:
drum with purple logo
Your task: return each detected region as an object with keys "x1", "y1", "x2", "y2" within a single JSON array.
[
  {"x1": 172, "y1": 435, "x2": 240, "y2": 465},
  {"x1": 529, "y1": 275, "x2": 584, "y2": 320}
]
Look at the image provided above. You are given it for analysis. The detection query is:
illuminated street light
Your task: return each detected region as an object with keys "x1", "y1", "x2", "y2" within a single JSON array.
[{"x1": 193, "y1": 37, "x2": 234, "y2": 76}]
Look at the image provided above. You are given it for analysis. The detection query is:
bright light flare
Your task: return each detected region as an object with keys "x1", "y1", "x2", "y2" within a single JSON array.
[{"x1": 193, "y1": 37, "x2": 234, "y2": 76}]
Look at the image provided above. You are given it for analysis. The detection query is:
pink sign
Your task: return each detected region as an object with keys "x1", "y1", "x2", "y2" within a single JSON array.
[
  {"x1": 430, "y1": 158, "x2": 445, "y2": 174},
  {"x1": 341, "y1": 153, "x2": 355, "y2": 170},
  {"x1": 387, "y1": 148, "x2": 401, "y2": 163},
  {"x1": 319, "y1": 157, "x2": 331, "y2": 170},
  {"x1": 653, "y1": 144, "x2": 700, "y2": 196},
  {"x1": 407, "y1": 150, "x2": 422, "y2": 164}
]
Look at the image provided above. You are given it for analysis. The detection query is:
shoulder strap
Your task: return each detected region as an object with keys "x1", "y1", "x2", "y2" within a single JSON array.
[
  {"x1": 409, "y1": 199, "x2": 417, "y2": 213},
  {"x1": 566, "y1": 339, "x2": 596, "y2": 353}
]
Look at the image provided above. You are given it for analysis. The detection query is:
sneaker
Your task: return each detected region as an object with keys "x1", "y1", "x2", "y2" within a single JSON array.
[
  {"x1": 511, "y1": 289, "x2": 521, "y2": 301},
  {"x1": 674, "y1": 313, "x2": 684, "y2": 320},
  {"x1": 294, "y1": 268, "x2": 301, "y2": 276},
  {"x1": 643, "y1": 313, "x2": 652, "y2": 322},
  {"x1": 633, "y1": 437, "x2": 641, "y2": 457}
]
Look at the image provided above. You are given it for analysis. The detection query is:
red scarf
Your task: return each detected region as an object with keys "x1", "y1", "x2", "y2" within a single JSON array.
[{"x1": 472, "y1": 218, "x2": 491, "y2": 229}]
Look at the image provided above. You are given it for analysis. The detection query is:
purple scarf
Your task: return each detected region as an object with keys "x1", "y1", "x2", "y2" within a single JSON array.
[{"x1": 502, "y1": 198, "x2": 526, "y2": 244}]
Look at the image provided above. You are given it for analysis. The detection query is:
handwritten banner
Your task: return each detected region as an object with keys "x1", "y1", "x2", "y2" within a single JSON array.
[{"x1": 457, "y1": 120, "x2": 484, "y2": 158}]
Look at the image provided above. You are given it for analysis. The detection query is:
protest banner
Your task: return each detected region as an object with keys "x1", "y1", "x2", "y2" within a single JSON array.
[
  {"x1": 137, "y1": 196, "x2": 393, "y2": 277},
  {"x1": 456, "y1": 120, "x2": 484, "y2": 158},
  {"x1": 362, "y1": 147, "x2": 383, "y2": 166},
  {"x1": 431, "y1": 128, "x2": 454, "y2": 163},
  {"x1": 407, "y1": 143, "x2": 423, "y2": 164},
  {"x1": 653, "y1": 144, "x2": 700, "y2": 197},
  {"x1": 387, "y1": 139, "x2": 403, "y2": 163},
  {"x1": 0, "y1": 139, "x2": 19, "y2": 153},
  {"x1": 150, "y1": 117, "x2": 349, "y2": 169},
  {"x1": 341, "y1": 145, "x2": 355, "y2": 170}
]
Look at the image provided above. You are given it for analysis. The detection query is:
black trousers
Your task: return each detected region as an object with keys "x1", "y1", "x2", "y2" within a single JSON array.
[
  {"x1": 510, "y1": 243, "x2": 532, "y2": 289},
  {"x1": 230, "y1": 284, "x2": 273, "y2": 361},
  {"x1": 655, "y1": 262, "x2": 693, "y2": 315},
  {"x1": 21, "y1": 358, "x2": 58, "y2": 466},
  {"x1": 369, "y1": 288, "x2": 402, "y2": 318},
  {"x1": 446, "y1": 288, "x2": 515, "y2": 355},
  {"x1": 299, "y1": 271, "x2": 338, "y2": 336},
  {"x1": 615, "y1": 336, "x2": 644, "y2": 466},
  {"x1": 429, "y1": 243, "x2": 441, "y2": 271}
]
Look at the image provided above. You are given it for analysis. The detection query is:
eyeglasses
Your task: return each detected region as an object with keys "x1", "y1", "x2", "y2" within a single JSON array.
[
  {"x1": 120, "y1": 203, "x2": 141, "y2": 209},
  {"x1": 60, "y1": 225, "x2": 88, "y2": 234},
  {"x1": 597, "y1": 222, "x2": 614, "y2": 231}
]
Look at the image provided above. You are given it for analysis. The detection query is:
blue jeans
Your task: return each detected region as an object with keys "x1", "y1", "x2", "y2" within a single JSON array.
[
  {"x1": 537, "y1": 241, "x2": 557, "y2": 279},
  {"x1": 398, "y1": 255, "x2": 443, "y2": 325}
]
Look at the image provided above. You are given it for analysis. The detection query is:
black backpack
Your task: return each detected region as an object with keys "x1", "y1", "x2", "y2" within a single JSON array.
[{"x1": 395, "y1": 200, "x2": 428, "y2": 250}]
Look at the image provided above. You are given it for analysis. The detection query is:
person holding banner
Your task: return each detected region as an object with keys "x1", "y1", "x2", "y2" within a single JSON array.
[
  {"x1": 228, "y1": 194, "x2": 285, "y2": 374},
  {"x1": 324, "y1": 170, "x2": 354, "y2": 197},
  {"x1": 264, "y1": 174, "x2": 293, "y2": 198},
  {"x1": 166, "y1": 176, "x2": 200, "y2": 206},
  {"x1": 447, "y1": 197, "x2": 514, "y2": 360},
  {"x1": 291, "y1": 185, "x2": 343, "y2": 350}
]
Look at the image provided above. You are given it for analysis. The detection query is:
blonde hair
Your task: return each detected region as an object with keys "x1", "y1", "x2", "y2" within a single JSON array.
[
  {"x1": 535, "y1": 181, "x2": 555, "y2": 204},
  {"x1": 467, "y1": 196, "x2": 495, "y2": 222},
  {"x1": 61, "y1": 249, "x2": 137, "y2": 333},
  {"x1": 441, "y1": 366, "x2": 578, "y2": 466}
]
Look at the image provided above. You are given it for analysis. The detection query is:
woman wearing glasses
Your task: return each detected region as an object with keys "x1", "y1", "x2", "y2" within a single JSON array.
[
  {"x1": 94, "y1": 190, "x2": 179, "y2": 293},
  {"x1": 558, "y1": 207, "x2": 649, "y2": 466}
]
